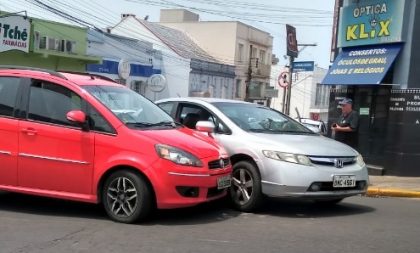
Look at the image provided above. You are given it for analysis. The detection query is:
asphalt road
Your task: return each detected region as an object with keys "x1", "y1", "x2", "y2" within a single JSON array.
[{"x1": 1, "y1": 192, "x2": 419, "y2": 253}]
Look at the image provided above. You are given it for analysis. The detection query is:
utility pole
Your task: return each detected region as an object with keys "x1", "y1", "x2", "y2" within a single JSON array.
[
  {"x1": 285, "y1": 56, "x2": 294, "y2": 115},
  {"x1": 245, "y1": 44, "x2": 253, "y2": 102},
  {"x1": 284, "y1": 43, "x2": 317, "y2": 115}
]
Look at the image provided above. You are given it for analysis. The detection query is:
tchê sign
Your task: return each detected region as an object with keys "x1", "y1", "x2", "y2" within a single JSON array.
[
  {"x1": 337, "y1": 0, "x2": 406, "y2": 48},
  {"x1": 0, "y1": 16, "x2": 30, "y2": 53}
]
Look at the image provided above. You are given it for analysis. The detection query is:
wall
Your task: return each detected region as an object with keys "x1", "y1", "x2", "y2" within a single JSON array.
[{"x1": 407, "y1": 0, "x2": 420, "y2": 87}]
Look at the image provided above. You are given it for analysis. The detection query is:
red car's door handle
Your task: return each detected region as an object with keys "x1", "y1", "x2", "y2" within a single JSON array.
[{"x1": 21, "y1": 128, "x2": 38, "y2": 136}]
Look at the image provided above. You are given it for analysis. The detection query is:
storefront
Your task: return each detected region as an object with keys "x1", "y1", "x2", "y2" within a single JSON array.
[
  {"x1": 323, "y1": 0, "x2": 420, "y2": 176},
  {"x1": 86, "y1": 29, "x2": 164, "y2": 101},
  {"x1": 0, "y1": 13, "x2": 100, "y2": 71}
]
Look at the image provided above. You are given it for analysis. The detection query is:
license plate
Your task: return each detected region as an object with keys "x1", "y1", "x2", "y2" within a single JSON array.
[
  {"x1": 217, "y1": 175, "x2": 231, "y2": 189},
  {"x1": 333, "y1": 175, "x2": 356, "y2": 188}
]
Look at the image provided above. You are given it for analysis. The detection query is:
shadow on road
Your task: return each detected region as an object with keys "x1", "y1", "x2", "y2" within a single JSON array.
[
  {"x1": 0, "y1": 192, "x2": 240, "y2": 225},
  {"x1": 257, "y1": 197, "x2": 376, "y2": 218},
  {"x1": 0, "y1": 192, "x2": 374, "y2": 225},
  {"x1": 0, "y1": 192, "x2": 107, "y2": 220}
]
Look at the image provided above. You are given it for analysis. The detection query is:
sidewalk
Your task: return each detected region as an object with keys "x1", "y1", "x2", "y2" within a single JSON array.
[{"x1": 367, "y1": 175, "x2": 420, "y2": 198}]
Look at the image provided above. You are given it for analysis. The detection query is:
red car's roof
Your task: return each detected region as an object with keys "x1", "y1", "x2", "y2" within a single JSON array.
[
  {"x1": 60, "y1": 72, "x2": 122, "y2": 87},
  {"x1": 0, "y1": 68, "x2": 122, "y2": 87}
]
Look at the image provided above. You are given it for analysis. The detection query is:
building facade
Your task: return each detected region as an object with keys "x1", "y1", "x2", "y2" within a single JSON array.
[
  {"x1": 86, "y1": 29, "x2": 163, "y2": 101},
  {"x1": 158, "y1": 9, "x2": 273, "y2": 104},
  {"x1": 110, "y1": 14, "x2": 235, "y2": 101},
  {"x1": 322, "y1": 0, "x2": 420, "y2": 176},
  {"x1": 0, "y1": 12, "x2": 99, "y2": 71}
]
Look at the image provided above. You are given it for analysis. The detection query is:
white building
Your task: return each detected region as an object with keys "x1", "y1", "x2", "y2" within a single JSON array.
[
  {"x1": 158, "y1": 9, "x2": 273, "y2": 103},
  {"x1": 110, "y1": 14, "x2": 235, "y2": 101},
  {"x1": 86, "y1": 29, "x2": 163, "y2": 101},
  {"x1": 270, "y1": 65, "x2": 330, "y2": 122}
]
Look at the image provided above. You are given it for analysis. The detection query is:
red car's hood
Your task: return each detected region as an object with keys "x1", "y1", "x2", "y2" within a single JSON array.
[{"x1": 135, "y1": 127, "x2": 225, "y2": 159}]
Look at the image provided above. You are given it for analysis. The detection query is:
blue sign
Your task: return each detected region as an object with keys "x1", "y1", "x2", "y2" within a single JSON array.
[
  {"x1": 87, "y1": 60, "x2": 161, "y2": 77},
  {"x1": 322, "y1": 43, "x2": 402, "y2": 85},
  {"x1": 292, "y1": 61, "x2": 314, "y2": 72},
  {"x1": 337, "y1": 0, "x2": 406, "y2": 48}
]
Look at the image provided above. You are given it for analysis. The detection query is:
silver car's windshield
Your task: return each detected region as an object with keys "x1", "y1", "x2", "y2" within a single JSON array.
[
  {"x1": 83, "y1": 85, "x2": 175, "y2": 128},
  {"x1": 213, "y1": 102, "x2": 314, "y2": 134}
]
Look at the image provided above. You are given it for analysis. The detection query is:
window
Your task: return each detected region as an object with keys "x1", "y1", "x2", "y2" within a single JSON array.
[
  {"x1": 235, "y1": 79, "x2": 242, "y2": 98},
  {"x1": 315, "y1": 84, "x2": 330, "y2": 107},
  {"x1": 179, "y1": 103, "x2": 229, "y2": 134},
  {"x1": 158, "y1": 102, "x2": 175, "y2": 115},
  {"x1": 251, "y1": 47, "x2": 258, "y2": 59},
  {"x1": 237, "y1": 43, "x2": 244, "y2": 62},
  {"x1": 259, "y1": 50, "x2": 266, "y2": 65},
  {"x1": 87, "y1": 105, "x2": 115, "y2": 134},
  {"x1": 28, "y1": 80, "x2": 82, "y2": 127},
  {"x1": 212, "y1": 102, "x2": 313, "y2": 134},
  {"x1": 0, "y1": 77, "x2": 20, "y2": 117}
]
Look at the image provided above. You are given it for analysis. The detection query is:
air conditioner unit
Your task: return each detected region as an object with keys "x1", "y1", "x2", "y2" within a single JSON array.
[
  {"x1": 47, "y1": 37, "x2": 57, "y2": 50},
  {"x1": 66, "y1": 40, "x2": 77, "y2": 53}
]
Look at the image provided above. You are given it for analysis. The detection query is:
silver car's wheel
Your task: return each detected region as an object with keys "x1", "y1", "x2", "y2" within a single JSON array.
[
  {"x1": 232, "y1": 168, "x2": 254, "y2": 205},
  {"x1": 102, "y1": 170, "x2": 153, "y2": 223},
  {"x1": 230, "y1": 161, "x2": 263, "y2": 212}
]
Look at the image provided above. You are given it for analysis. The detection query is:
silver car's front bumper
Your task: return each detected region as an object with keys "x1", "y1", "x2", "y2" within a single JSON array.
[{"x1": 258, "y1": 158, "x2": 369, "y2": 199}]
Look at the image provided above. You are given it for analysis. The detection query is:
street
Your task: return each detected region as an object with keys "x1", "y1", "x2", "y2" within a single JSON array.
[{"x1": 1, "y1": 192, "x2": 419, "y2": 253}]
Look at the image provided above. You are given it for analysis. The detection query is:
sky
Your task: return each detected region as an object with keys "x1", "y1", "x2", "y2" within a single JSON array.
[{"x1": 0, "y1": 0, "x2": 336, "y2": 68}]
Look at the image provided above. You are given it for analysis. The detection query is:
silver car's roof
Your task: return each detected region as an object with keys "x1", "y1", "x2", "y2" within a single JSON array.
[{"x1": 156, "y1": 97, "x2": 251, "y2": 105}]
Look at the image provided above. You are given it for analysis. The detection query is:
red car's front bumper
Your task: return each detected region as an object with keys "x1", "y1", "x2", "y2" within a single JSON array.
[{"x1": 150, "y1": 158, "x2": 232, "y2": 209}]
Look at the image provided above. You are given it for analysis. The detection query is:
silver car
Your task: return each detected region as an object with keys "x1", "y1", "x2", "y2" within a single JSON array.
[{"x1": 156, "y1": 98, "x2": 369, "y2": 211}]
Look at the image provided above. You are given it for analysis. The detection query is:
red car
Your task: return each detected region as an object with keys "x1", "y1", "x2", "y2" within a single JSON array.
[{"x1": 0, "y1": 67, "x2": 231, "y2": 223}]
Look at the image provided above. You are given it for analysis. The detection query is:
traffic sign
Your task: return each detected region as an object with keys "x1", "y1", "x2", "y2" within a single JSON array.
[{"x1": 278, "y1": 71, "x2": 289, "y2": 88}]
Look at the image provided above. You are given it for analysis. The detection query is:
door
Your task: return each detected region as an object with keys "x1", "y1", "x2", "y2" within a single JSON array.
[
  {"x1": 18, "y1": 79, "x2": 94, "y2": 194},
  {"x1": 354, "y1": 85, "x2": 391, "y2": 163},
  {"x1": 0, "y1": 76, "x2": 21, "y2": 186}
]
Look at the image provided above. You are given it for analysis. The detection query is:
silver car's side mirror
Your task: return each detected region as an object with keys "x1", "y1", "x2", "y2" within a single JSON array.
[{"x1": 195, "y1": 121, "x2": 215, "y2": 133}]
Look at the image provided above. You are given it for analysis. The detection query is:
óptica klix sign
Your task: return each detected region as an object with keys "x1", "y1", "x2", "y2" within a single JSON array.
[{"x1": 337, "y1": 0, "x2": 406, "y2": 48}]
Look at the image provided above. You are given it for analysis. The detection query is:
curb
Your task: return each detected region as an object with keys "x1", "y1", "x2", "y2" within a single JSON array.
[{"x1": 367, "y1": 187, "x2": 420, "y2": 198}]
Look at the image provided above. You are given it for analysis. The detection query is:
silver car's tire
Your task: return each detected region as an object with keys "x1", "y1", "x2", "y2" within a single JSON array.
[
  {"x1": 229, "y1": 161, "x2": 263, "y2": 212},
  {"x1": 102, "y1": 170, "x2": 153, "y2": 223}
]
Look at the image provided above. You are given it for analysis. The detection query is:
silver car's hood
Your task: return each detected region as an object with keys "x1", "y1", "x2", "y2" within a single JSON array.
[{"x1": 248, "y1": 133, "x2": 357, "y2": 157}]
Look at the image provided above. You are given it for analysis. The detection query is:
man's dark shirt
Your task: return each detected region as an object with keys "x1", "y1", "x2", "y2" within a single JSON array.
[{"x1": 334, "y1": 110, "x2": 359, "y2": 148}]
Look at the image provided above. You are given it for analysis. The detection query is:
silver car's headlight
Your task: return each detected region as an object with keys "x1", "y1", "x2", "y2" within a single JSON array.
[
  {"x1": 356, "y1": 154, "x2": 365, "y2": 167},
  {"x1": 262, "y1": 150, "x2": 312, "y2": 166},
  {"x1": 156, "y1": 144, "x2": 203, "y2": 167}
]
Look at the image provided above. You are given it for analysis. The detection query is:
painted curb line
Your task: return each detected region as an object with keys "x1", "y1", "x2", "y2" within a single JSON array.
[{"x1": 367, "y1": 187, "x2": 420, "y2": 198}]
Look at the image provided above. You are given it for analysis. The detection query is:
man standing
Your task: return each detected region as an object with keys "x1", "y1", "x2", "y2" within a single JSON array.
[{"x1": 331, "y1": 98, "x2": 359, "y2": 149}]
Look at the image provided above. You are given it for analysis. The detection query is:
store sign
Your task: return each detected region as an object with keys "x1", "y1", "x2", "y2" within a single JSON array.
[
  {"x1": 118, "y1": 59, "x2": 131, "y2": 80},
  {"x1": 0, "y1": 16, "x2": 30, "y2": 53},
  {"x1": 322, "y1": 43, "x2": 402, "y2": 85},
  {"x1": 147, "y1": 74, "x2": 166, "y2": 93},
  {"x1": 337, "y1": 0, "x2": 406, "y2": 48},
  {"x1": 286, "y1": 24, "x2": 298, "y2": 57},
  {"x1": 293, "y1": 61, "x2": 314, "y2": 72}
]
